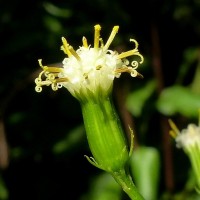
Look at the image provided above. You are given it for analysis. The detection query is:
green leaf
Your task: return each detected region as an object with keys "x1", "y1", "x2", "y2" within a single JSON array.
[
  {"x1": 43, "y1": 2, "x2": 72, "y2": 18},
  {"x1": 156, "y1": 85, "x2": 200, "y2": 117},
  {"x1": 129, "y1": 146, "x2": 160, "y2": 200},
  {"x1": 0, "y1": 174, "x2": 9, "y2": 200},
  {"x1": 81, "y1": 172, "x2": 121, "y2": 200},
  {"x1": 126, "y1": 80, "x2": 156, "y2": 117},
  {"x1": 52, "y1": 124, "x2": 85, "y2": 154}
]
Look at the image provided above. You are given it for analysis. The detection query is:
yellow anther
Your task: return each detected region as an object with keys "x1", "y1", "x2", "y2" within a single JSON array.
[
  {"x1": 169, "y1": 130, "x2": 177, "y2": 139},
  {"x1": 45, "y1": 67, "x2": 64, "y2": 73},
  {"x1": 99, "y1": 38, "x2": 104, "y2": 48},
  {"x1": 82, "y1": 37, "x2": 88, "y2": 48},
  {"x1": 61, "y1": 37, "x2": 72, "y2": 57},
  {"x1": 114, "y1": 66, "x2": 141, "y2": 78},
  {"x1": 38, "y1": 59, "x2": 64, "y2": 78},
  {"x1": 68, "y1": 46, "x2": 81, "y2": 61},
  {"x1": 115, "y1": 66, "x2": 132, "y2": 74},
  {"x1": 96, "y1": 65, "x2": 102, "y2": 70},
  {"x1": 168, "y1": 119, "x2": 180, "y2": 138},
  {"x1": 103, "y1": 26, "x2": 119, "y2": 51},
  {"x1": 94, "y1": 24, "x2": 101, "y2": 49},
  {"x1": 55, "y1": 77, "x2": 69, "y2": 83},
  {"x1": 83, "y1": 73, "x2": 88, "y2": 79}
]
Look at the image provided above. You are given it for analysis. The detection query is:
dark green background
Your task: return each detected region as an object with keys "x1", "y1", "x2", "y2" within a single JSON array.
[{"x1": 1, "y1": 0, "x2": 200, "y2": 199}]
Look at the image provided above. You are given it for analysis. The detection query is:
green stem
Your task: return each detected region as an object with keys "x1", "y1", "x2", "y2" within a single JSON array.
[
  {"x1": 187, "y1": 145, "x2": 200, "y2": 191},
  {"x1": 111, "y1": 168, "x2": 144, "y2": 200}
]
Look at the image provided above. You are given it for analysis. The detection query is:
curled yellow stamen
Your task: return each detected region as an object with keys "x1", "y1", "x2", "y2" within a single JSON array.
[
  {"x1": 117, "y1": 39, "x2": 144, "y2": 64},
  {"x1": 61, "y1": 37, "x2": 72, "y2": 57},
  {"x1": 38, "y1": 59, "x2": 45, "y2": 69},
  {"x1": 82, "y1": 37, "x2": 88, "y2": 48},
  {"x1": 94, "y1": 24, "x2": 101, "y2": 49},
  {"x1": 35, "y1": 78, "x2": 52, "y2": 92},
  {"x1": 35, "y1": 59, "x2": 68, "y2": 93},
  {"x1": 103, "y1": 26, "x2": 119, "y2": 51},
  {"x1": 35, "y1": 86, "x2": 42, "y2": 92},
  {"x1": 38, "y1": 59, "x2": 64, "y2": 73},
  {"x1": 115, "y1": 66, "x2": 138, "y2": 77},
  {"x1": 36, "y1": 70, "x2": 45, "y2": 81},
  {"x1": 35, "y1": 79, "x2": 52, "y2": 86}
]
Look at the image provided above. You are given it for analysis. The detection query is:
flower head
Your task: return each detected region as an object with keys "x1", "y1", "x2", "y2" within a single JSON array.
[
  {"x1": 169, "y1": 114, "x2": 200, "y2": 193},
  {"x1": 35, "y1": 24, "x2": 144, "y2": 101},
  {"x1": 168, "y1": 119, "x2": 200, "y2": 150}
]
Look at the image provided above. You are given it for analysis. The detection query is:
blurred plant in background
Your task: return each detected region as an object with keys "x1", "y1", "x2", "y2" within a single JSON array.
[
  {"x1": 169, "y1": 115, "x2": 200, "y2": 194},
  {"x1": 0, "y1": 0, "x2": 200, "y2": 200}
]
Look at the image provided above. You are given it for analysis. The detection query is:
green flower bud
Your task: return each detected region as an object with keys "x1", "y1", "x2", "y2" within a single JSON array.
[{"x1": 81, "y1": 96, "x2": 129, "y2": 172}]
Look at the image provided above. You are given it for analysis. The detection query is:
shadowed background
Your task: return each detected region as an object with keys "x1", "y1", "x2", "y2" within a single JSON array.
[{"x1": 0, "y1": 0, "x2": 200, "y2": 199}]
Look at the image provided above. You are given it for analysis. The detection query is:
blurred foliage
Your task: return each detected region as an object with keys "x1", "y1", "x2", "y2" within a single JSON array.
[
  {"x1": 80, "y1": 172, "x2": 122, "y2": 200},
  {"x1": 0, "y1": 0, "x2": 200, "y2": 199},
  {"x1": 130, "y1": 146, "x2": 161, "y2": 200},
  {"x1": 156, "y1": 85, "x2": 200, "y2": 117}
]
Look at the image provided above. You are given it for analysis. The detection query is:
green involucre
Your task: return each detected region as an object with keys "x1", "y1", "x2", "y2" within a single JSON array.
[{"x1": 81, "y1": 96, "x2": 129, "y2": 172}]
